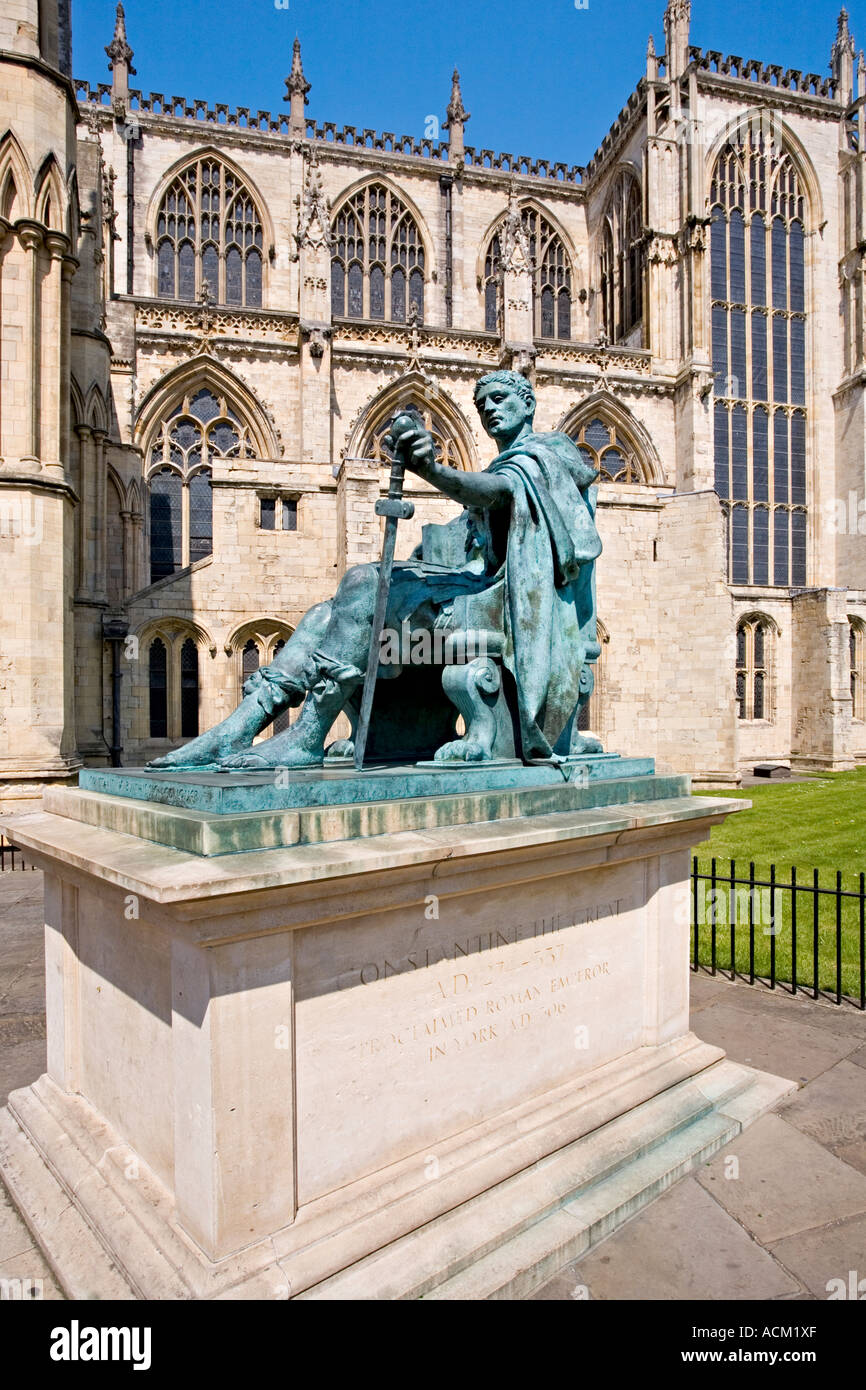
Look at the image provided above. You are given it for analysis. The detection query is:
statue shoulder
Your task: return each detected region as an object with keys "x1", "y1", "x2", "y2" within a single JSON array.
[{"x1": 526, "y1": 431, "x2": 599, "y2": 489}]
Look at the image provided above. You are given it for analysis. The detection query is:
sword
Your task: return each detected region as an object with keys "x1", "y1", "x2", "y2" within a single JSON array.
[{"x1": 353, "y1": 407, "x2": 421, "y2": 769}]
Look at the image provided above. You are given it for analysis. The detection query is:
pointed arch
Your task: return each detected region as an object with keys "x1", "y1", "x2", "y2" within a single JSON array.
[
  {"x1": 84, "y1": 383, "x2": 109, "y2": 433},
  {"x1": 69, "y1": 375, "x2": 86, "y2": 431},
  {"x1": 475, "y1": 197, "x2": 578, "y2": 287},
  {"x1": 477, "y1": 197, "x2": 575, "y2": 340},
  {"x1": 596, "y1": 164, "x2": 644, "y2": 343},
  {"x1": 224, "y1": 616, "x2": 295, "y2": 657},
  {"x1": 0, "y1": 131, "x2": 34, "y2": 222},
  {"x1": 704, "y1": 109, "x2": 822, "y2": 229},
  {"x1": 34, "y1": 153, "x2": 66, "y2": 231},
  {"x1": 146, "y1": 148, "x2": 273, "y2": 305},
  {"x1": 330, "y1": 177, "x2": 432, "y2": 323},
  {"x1": 135, "y1": 616, "x2": 217, "y2": 658},
  {"x1": 558, "y1": 391, "x2": 663, "y2": 486},
  {"x1": 135, "y1": 356, "x2": 279, "y2": 460},
  {"x1": 343, "y1": 371, "x2": 479, "y2": 473}
]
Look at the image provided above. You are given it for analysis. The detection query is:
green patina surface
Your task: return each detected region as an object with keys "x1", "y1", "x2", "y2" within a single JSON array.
[
  {"x1": 65, "y1": 763, "x2": 682, "y2": 856},
  {"x1": 79, "y1": 753, "x2": 656, "y2": 817}
]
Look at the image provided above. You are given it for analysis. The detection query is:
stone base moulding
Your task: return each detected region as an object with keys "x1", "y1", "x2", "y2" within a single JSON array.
[{"x1": 0, "y1": 783, "x2": 795, "y2": 1300}]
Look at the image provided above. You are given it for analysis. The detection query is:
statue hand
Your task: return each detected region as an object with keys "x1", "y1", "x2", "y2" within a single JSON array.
[{"x1": 384, "y1": 419, "x2": 437, "y2": 476}]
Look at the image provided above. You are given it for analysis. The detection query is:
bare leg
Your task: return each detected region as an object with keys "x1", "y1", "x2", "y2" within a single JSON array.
[
  {"x1": 148, "y1": 602, "x2": 332, "y2": 769},
  {"x1": 220, "y1": 567, "x2": 377, "y2": 770}
]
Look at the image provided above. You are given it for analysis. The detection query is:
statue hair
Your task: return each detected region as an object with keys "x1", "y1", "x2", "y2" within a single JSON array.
[{"x1": 473, "y1": 370, "x2": 536, "y2": 415}]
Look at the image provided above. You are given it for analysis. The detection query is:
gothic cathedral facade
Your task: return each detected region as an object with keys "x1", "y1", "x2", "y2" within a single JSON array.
[{"x1": 2, "y1": 0, "x2": 865, "y2": 808}]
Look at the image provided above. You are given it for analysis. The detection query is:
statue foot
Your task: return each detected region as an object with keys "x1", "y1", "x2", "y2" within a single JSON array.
[
  {"x1": 434, "y1": 737, "x2": 488, "y2": 763},
  {"x1": 570, "y1": 734, "x2": 603, "y2": 755},
  {"x1": 219, "y1": 729, "x2": 325, "y2": 771},
  {"x1": 325, "y1": 738, "x2": 355, "y2": 760},
  {"x1": 148, "y1": 729, "x2": 248, "y2": 769}
]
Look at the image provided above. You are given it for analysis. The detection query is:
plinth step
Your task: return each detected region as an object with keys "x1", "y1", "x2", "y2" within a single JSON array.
[{"x1": 298, "y1": 1059, "x2": 791, "y2": 1301}]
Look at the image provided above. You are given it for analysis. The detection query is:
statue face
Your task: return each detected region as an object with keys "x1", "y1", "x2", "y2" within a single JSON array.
[{"x1": 475, "y1": 382, "x2": 534, "y2": 445}]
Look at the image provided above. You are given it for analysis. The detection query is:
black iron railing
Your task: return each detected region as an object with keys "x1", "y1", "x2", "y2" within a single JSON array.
[
  {"x1": 0, "y1": 836, "x2": 35, "y2": 873},
  {"x1": 692, "y1": 857, "x2": 866, "y2": 1010}
]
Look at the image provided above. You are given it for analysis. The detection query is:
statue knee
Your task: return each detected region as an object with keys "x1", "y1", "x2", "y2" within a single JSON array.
[{"x1": 337, "y1": 564, "x2": 377, "y2": 613}]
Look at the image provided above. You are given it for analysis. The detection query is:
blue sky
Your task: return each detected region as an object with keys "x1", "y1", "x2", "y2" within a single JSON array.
[{"x1": 73, "y1": 0, "x2": 860, "y2": 165}]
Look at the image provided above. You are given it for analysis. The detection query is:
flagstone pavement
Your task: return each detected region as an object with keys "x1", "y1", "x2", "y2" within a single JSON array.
[{"x1": 1, "y1": 868, "x2": 864, "y2": 1302}]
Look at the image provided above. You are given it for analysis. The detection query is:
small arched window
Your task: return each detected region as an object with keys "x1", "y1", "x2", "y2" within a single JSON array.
[
  {"x1": 599, "y1": 173, "x2": 643, "y2": 342},
  {"x1": 736, "y1": 617, "x2": 773, "y2": 721},
  {"x1": 331, "y1": 183, "x2": 424, "y2": 323},
  {"x1": 149, "y1": 638, "x2": 168, "y2": 739},
  {"x1": 156, "y1": 157, "x2": 265, "y2": 306},
  {"x1": 568, "y1": 416, "x2": 648, "y2": 484},
  {"x1": 147, "y1": 387, "x2": 257, "y2": 583},
  {"x1": 230, "y1": 623, "x2": 295, "y2": 740},
  {"x1": 850, "y1": 618, "x2": 866, "y2": 721},
  {"x1": 147, "y1": 631, "x2": 203, "y2": 742},
  {"x1": 483, "y1": 206, "x2": 572, "y2": 340}
]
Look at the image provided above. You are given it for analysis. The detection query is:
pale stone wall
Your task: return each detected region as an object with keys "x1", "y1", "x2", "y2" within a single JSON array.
[{"x1": 4, "y1": 5, "x2": 866, "y2": 800}]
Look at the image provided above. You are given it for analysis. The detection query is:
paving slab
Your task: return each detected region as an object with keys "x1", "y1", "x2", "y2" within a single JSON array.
[
  {"x1": 0, "y1": 1181, "x2": 36, "y2": 1263},
  {"x1": 848, "y1": 1044, "x2": 866, "y2": 1070},
  {"x1": 689, "y1": 1002, "x2": 857, "y2": 1084},
  {"x1": 0, "y1": 1248, "x2": 64, "y2": 1300},
  {"x1": 777, "y1": 1060, "x2": 866, "y2": 1149},
  {"x1": 768, "y1": 1211, "x2": 866, "y2": 1301},
  {"x1": 699, "y1": 979, "x2": 866, "y2": 1040},
  {"x1": 696, "y1": 1113, "x2": 866, "y2": 1244},
  {"x1": 530, "y1": 1177, "x2": 800, "y2": 1301},
  {"x1": 0, "y1": 1037, "x2": 46, "y2": 1108}
]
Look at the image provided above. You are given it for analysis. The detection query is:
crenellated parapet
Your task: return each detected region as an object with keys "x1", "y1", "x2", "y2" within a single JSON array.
[
  {"x1": 73, "y1": 81, "x2": 585, "y2": 188},
  {"x1": 687, "y1": 46, "x2": 838, "y2": 100}
]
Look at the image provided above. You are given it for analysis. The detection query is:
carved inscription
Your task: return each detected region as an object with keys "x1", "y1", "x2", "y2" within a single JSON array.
[{"x1": 349, "y1": 900, "x2": 630, "y2": 1065}]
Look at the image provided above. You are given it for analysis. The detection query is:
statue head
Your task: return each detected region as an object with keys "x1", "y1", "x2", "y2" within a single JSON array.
[{"x1": 473, "y1": 371, "x2": 536, "y2": 447}]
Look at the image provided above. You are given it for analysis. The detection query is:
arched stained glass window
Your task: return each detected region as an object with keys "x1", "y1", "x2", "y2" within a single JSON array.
[
  {"x1": 149, "y1": 638, "x2": 168, "y2": 739},
  {"x1": 148, "y1": 387, "x2": 257, "y2": 583},
  {"x1": 599, "y1": 173, "x2": 644, "y2": 343},
  {"x1": 156, "y1": 158, "x2": 265, "y2": 306},
  {"x1": 568, "y1": 416, "x2": 648, "y2": 484},
  {"x1": 241, "y1": 638, "x2": 260, "y2": 703},
  {"x1": 363, "y1": 400, "x2": 470, "y2": 472},
  {"x1": 736, "y1": 617, "x2": 773, "y2": 720},
  {"x1": 711, "y1": 123, "x2": 807, "y2": 587},
  {"x1": 850, "y1": 618, "x2": 866, "y2": 722},
  {"x1": 331, "y1": 184, "x2": 424, "y2": 323},
  {"x1": 483, "y1": 206, "x2": 572, "y2": 340},
  {"x1": 180, "y1": 638, "x2": 200, "y2": 739},
  {"x1": 146, "y1": 629, "x2": 204, "y2": 743}
]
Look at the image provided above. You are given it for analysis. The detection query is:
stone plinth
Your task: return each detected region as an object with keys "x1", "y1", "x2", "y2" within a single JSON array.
[{"x1": 0, "y1": 779, "x2": 794, "y2": 1300}]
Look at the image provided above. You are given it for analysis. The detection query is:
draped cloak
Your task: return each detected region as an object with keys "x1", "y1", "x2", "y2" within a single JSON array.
[{"x1": 383, "y1": 431, "x2": 602, "y2": 761}]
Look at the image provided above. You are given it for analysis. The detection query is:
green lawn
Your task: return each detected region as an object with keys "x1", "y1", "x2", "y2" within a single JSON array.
[{"x1": 691, "y1": 768, "x2": 866, "y2": 1001}]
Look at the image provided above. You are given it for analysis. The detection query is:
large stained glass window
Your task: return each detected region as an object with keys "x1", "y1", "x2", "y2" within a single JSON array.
[
  {"x1": 156, "y1": 158, "x2": 264, "y2": 306},
  {"x1": 148, "y1": 387, "x2": 256, "y2": 583},
  {"x1": 483, "y1": 205, "x2": 572, "y2": 340},
  {"x1": 331, "y1": 184, "x2": 424, "y2": 323},
  {"x1": 711, "y1": 125, "x2": 807, "y2": 586},
  {"x1": 568, "y1": 416, "x2": 649, "y2": 484},
  {"x1": 599, "y1": 172, "x2": 643, "y2": 343}
]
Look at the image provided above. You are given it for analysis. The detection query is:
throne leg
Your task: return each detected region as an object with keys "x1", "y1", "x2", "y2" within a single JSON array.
[{"x1": 435, "y1": 658, "x2": 503, "y2": 762}]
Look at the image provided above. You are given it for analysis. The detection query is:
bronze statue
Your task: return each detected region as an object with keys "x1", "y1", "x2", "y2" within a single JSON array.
[{"x1": 149, "y1": 371, "x2": 603, "y2": 771}]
